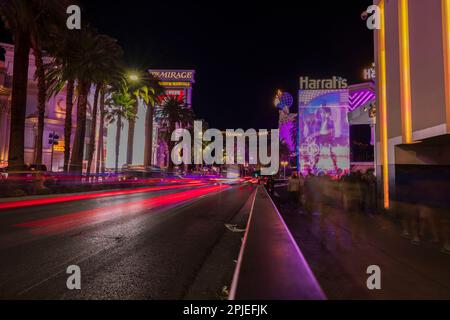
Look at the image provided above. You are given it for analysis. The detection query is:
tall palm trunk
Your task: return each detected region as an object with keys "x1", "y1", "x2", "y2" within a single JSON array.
[
  {"x1": 32, "y1": 46, "x2": 46, "y2": 165},
  {"x1": 143, "y1": 102, "x2": 153, "y2": 168},
  {"x1": 70, "y1": 81, "x2": 90, "y2": 174},
  {"x1": 64, "y1": 79, "x2": 75, "y2": 172},
  {"x1": 126, "y1": 103, "x2": 138, "y2": 165},
  {"x1": 86, "y1": 85, "x2": 100, "y2": 175},
  {"x1": 115, "y1": 114, "x2": 122, "y2": 174},
  {"x1": 96, "y1": 87, "x2": 105, "y2": 174},
  {"x1": 8, "y1": 31, "x2": 31, "y2": 170}
]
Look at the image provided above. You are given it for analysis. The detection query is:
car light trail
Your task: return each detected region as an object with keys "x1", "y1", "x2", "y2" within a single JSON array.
[
  {"x1": 13, "y1": 184, "x2": 230, "y2": 234},
  {"x1": 0, "y1": 182, "x2": 208, "y2": 211}
]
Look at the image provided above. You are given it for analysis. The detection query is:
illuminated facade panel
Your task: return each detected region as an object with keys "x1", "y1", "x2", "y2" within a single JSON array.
[
  {"x1": 106, "y1": 70, "x2": 196, "y2": 170},
  {"x1": 374, "y1": 0, "x2": 450, "y2": 210},
  {"x1": 149, "y1": 69, "x2": 195, "y2": 106}
]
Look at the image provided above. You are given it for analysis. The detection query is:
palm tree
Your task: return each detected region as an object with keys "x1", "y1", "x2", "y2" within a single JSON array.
[
  {"x1": 127, "y1": 74, "x2": 163, "y2": 168},
  {"x1": 85, "y1": 84, "x2": 100, "y2": 175},
  {"x1": 143, "y1": 80, "x2": 164, "y2": 169},
  {"x1": 105, "y1": 89, "x2": 136, "y2": 173},
  {"x1": 125, "y1": 81, "x2": 143, "y2": 166},
  {"x1": 0, "y1": 0, "x2": 72, "y2": 168},
  {"x1": 45, "y1": 30, "x2": 79, "y2": 172},
  {"x1": 155, "y1": 95, "x2": 195, "y2": 171},
  {"x1": 95, "y1": 87, "x2": 106, "y2": 174},
  {"x1": 126, "y1": 96, "x2": 139, "y2": 166},
  {"x1": 64, "y1": 79, "x2": 75, "y2": 172},
  {"x1": 85, "y1": 41, "x2": 123, "y2": 176},
  {"x1": 31, "y1": 0, "x2": 71, "y2": 165},
  {"x1": 0, "y1": 1, "x2": 35, "y2": 169},
  {"x1": 45, "y1": 27, "x2": 121, "y2": 174},
  {"x1": 94, "y1": 71, "x2": 126, "y2": 175},
  {"x1": 65, "y1": 29, "x2": 123, "y2": 174}
]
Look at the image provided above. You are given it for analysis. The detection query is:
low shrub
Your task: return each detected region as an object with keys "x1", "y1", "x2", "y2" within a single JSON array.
[{"x1": 35, "y1": 187, "x2": 51, "y2": 195}]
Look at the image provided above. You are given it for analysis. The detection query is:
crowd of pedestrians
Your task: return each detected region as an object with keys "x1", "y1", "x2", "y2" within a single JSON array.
[
  {"x1": 286, "y1": 170, "x2": 376, "y2": 214},
  {"x1": 281, "y1": 170, "x2": 450, "y2": 255}
]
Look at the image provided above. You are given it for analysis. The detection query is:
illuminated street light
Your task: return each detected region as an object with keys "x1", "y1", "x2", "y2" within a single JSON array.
[
  {"x1": 129, "y1": 74, "x2": 139, "y2": 82},
  {"x1": 281, "y1": 161, "x2": 289, "y2": 179}
]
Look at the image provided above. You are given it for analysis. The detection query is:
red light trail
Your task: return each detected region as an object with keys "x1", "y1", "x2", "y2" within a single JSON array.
[
  {"x1": 13, "y1": 184, "x2": 230, "y2": 234},
  {"x1": 0, "y1": 182, "x2": 208, "y2": 211}
]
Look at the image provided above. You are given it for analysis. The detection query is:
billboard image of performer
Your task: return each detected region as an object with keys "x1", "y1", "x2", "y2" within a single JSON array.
[
  {"x1": 298, "y1": 90, "x2": 349, "y2": 176},
  {"x1": 311, "y1": 104, "x2": 338, "y2": 173}
]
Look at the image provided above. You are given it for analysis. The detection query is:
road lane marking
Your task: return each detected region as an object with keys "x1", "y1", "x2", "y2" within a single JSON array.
[{"x1": 228, "y1": 187, "x2": 258, "y2": 300}]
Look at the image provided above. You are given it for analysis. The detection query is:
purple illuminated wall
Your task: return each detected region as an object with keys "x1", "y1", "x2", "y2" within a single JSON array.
[
  {"x1": 348, "y1": 88, "x2": 375, "y2": 111},
  {"x1": 298, "y1": 90, "x2": 350, "y2": 176},
  {"x1": 279, "y1": 109, "x2": 296, "y2": 152}
]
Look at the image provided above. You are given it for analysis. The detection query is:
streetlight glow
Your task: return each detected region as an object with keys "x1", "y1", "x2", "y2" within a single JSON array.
[
  {"x1": 281, "y1": 161, "x2": 288, "y2": 179},
  {"x1": 129, "y1": 74, "x2": 139, "y2": 82}
]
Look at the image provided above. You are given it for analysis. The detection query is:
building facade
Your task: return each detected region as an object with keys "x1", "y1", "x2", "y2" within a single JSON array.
[
  {"x1": 348, "y1": 82, "x2": 376, "y2": 172},
  {"x1": 374, "y1": 0, "x2": 450, "y2": 209},
  {"x1": 280, "y1": 77, "x2": 376, "y2": 176},
  {"x1": 0, "y1": 43, "x2": 104, "y2": 172},
  {"x1": 106, "y1": 69, "x2": 195, "y2": 170}
]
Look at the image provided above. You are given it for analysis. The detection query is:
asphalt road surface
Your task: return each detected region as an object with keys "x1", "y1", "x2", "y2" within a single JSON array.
[{"x1": 0, "y1": 182, "x2": 255, "y2": 299}]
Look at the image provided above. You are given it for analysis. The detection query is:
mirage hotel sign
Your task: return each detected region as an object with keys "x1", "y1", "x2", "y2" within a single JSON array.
[{"x1": 149, "y1": 70, "x2": 195, "y2": 83}]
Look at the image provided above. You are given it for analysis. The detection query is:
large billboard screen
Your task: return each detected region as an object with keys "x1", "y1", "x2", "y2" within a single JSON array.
[{"x1": 298, "y1": 89, "x2": 350, "y2": 176}]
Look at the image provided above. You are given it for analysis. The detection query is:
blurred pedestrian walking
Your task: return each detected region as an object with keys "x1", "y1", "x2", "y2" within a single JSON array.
[{"x1": 287, "y1": 172, "x2": 301, "y2": 208}]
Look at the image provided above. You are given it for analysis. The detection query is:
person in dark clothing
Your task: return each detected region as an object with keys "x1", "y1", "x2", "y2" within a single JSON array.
[{"x1": 266, "y1": 176, "x2": 275, "y2": 197}]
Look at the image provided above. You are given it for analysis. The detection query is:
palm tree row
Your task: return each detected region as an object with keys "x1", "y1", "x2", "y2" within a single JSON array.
[
  {"x1": 155, "y1": 96, "x2": 195, "y2": 171},
  {"x1": 105, "y1": 87, "x2": 136, "y2": 173},
  {"x1": 0, "y1": 0, "x2": 71, "y2": 169},
  {"x1": 127, "y1": 73, "x2": 164, "y2": 169},
  {"x1": 1, "y1": 1, "x2": 125, "y2": 174},
  {"x1": 46, "y1": 28, "x2": 125, "y2": 174}
]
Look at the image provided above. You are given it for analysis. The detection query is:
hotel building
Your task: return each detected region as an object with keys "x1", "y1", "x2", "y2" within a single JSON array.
[
  {"x1": 106, "y1": 70, "x2": 195, "y2": 170},
  {"x1": 0, "y1": 43, "x2": 104, "y2": 172},
  {"x1": 374, "y1": 0, "x2": 450, "y2": 209}
]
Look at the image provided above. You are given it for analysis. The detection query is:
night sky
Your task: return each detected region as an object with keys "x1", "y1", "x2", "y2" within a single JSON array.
[{"x1": 1, "y1": 0, "x2": 374, "y2": 130}]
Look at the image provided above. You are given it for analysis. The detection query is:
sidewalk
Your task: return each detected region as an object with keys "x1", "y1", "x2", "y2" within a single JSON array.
[
  {"x1": 230, "y1": 187, "x2": 325, "y2": 300},
  {"x1": 273, "y1": 187, "x2": 450, "y2": 299}
]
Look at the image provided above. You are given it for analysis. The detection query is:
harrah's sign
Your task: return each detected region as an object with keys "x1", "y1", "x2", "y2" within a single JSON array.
[
  {"x1": 149, "y1": 70, "x2": 195, "y2": 83},
  {"x1": 299, "y1": 76, "x2": 348, "y2": 90}
]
